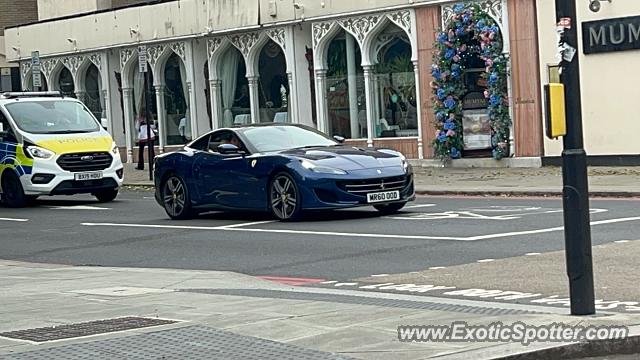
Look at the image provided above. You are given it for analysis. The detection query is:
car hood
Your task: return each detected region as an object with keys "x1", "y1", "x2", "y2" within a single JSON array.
[{"x1": 280, "y1": 145, "x2": 402, "y2": 171}]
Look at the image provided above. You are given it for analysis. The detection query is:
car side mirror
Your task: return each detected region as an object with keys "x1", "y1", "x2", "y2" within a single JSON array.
[
  {"x1": 217, "y1": 143, "x2": 244, "y2": 155},
  {"x1": 100, "y1": 118, "x2": 109, "y2": 130},
  {"x1": 333, "y1": 135, "x2": 345, "y2": 143}
]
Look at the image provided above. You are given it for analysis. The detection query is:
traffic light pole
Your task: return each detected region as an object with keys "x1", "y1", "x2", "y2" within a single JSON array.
[{"x1": 555, "y1": 0, "x2": 595, "y2": 315}]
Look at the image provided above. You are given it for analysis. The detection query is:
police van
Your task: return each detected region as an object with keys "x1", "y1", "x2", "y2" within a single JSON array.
[{"x1": 0, "y1": 92, "x2": 123, "y2": 207}]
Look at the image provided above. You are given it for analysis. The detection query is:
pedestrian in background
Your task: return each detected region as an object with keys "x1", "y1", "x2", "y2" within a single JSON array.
[{"x1": 136, "y1": 113, "x2": 156, "y2": 170}]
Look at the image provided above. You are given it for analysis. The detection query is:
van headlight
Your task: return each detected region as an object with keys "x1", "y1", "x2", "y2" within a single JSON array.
[
  {"x1": 111, "y1": 142, "x2": 120, "y2": 156},
  {"x1": 26, "y1": 145, "x2": 55, "y2": 160},
  {"x1": 300, "y1": 159, "x2": 347, "y2": 175}
]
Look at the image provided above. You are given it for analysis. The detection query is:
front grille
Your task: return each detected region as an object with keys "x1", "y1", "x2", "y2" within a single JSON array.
[
  {"x1": 338, "y1": 175, "x2": 408, "y2": 195},
  {"x1": 57, "y1": 152, "x2": 113, "y2": 172}
]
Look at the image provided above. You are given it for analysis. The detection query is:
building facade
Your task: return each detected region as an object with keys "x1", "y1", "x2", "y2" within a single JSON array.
[
  {"x1": 537, "y1": 0, "x2": 640, "y2": 164},
  {"x1": 0, "y1": 0, "x2": 38, "y2": 92},
  {"x1": 4, "y1": 0, "x2": 542, "y2": 163}
]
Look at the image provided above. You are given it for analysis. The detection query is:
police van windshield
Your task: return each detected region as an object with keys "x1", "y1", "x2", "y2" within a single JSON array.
[{"x1": 5, "y1": 100, "x2": 100, "y2": 134}]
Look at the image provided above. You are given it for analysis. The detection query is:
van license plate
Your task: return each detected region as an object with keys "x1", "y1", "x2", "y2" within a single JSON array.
[
  {"x1": 74, "y1": 172, "x2": 103, "y2": 181},
  {"x1": 367, "y1": 190, "x2": 400, "y2": 203}
]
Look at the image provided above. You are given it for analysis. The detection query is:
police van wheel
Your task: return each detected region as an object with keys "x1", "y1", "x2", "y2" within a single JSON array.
[
  {"x1": 94, "y1": 189, "x2": 119, "y2": 203},
  {"x1": 373, "y1": 201, "x2": 407, "y2": 215},
  {"x1": 1, "y1": 172, "x2": 27, "y2": 208}
]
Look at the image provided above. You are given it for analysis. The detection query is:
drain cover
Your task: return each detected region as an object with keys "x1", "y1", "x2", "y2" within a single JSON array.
[
  {"x1": 0, "y1": 325, "x2": 354, "y2": 360},
  {"x1": 0, "y1": 317, "x2": 177, "y2": 342}
]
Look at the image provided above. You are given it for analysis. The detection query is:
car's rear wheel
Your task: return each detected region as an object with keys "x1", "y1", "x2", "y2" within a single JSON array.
[
  {"x1": 1, "y1": 171, "x2": 27, "y2": 208},
  {"x1": 374, "y1": 201, "x2": 407, "y2": 215},
  {"x1": 269, "y1": 172, "x2": 301, "y2": 221},
  {"x1": 162, "y1": 175, "x2": 193, "y2": 220},
  {"x1": 94, "y1": 189, "x2": 119, "y2": 203}
]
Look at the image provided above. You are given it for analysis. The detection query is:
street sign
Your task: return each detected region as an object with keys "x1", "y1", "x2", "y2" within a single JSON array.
[
  {"x1": 138, "y1": 45, "x2": 148, "y2": 73},
  {"x1": 31, "y1": 51, "x2": 41, "y2": 88}
]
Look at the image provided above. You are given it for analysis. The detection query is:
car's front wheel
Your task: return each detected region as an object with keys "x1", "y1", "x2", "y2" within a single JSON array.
[
  {"x1": 269, "y1": 172, "x2": 301, "y2": 221},
  {"x1": 94, "y1": 189, "x2": 119, "y2": 203},
  {"x1": 374, "y1": 201, "x2": 407, "y2": 215},
  {"x1": 162, "y1": 175, "x2": 193, "y2": 220},
  {"x1": 1, "y1": 171, "x2": 27, "y2": 208}
]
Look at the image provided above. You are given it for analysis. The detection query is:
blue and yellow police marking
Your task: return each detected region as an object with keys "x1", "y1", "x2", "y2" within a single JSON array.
[{"x1": 0, "y1": 142, "x2": 33, "y2": 177}]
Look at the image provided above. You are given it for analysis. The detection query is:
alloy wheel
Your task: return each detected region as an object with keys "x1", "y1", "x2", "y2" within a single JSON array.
[
  {"x1": 163, "y1": 176, "x2": 187, "y2": 218},
  {"x1": 270, "y1": 174, "x2": 298, "y2": 220}
]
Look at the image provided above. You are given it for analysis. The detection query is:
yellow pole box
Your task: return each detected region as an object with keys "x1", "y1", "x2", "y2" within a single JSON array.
[{"x1": 544, "y1": 83, "x2": 567, "y2": 139}]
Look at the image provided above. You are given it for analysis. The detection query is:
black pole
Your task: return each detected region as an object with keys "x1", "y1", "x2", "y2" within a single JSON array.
[
  {"x1": 144, "y1": 68, "x2": 154, "y2": 181},
  {"x1": 555, "y1": 0, "x2": 595, "y2": 315}
]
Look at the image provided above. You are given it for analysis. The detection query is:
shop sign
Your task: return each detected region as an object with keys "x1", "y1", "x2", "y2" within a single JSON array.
[{"x1": 582, "y1": 15, "x2": 640, "y2": 54}]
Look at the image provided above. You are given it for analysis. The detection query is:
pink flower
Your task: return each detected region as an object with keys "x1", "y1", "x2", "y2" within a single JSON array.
[
  {"x1": 435, "y1": 130, "x2": 441, "y2": 137},
  {"x1": 460, "y1": 44, "x2": 467, "y2": 52},
  {"x1": 449, "y1": 113, "x2": 456, "y2": 120},
  {"x1": 452, "y1": 55, "x2": 461, "y2": 62},
  {"x1": 485, "y1": 58, "x2": 494, "y2": 66},
  {"x1": 440, "y1": 72, "x2": 448, "y2": 80},
  {"x1": 489, "y1": 32, "x2": 496, "y2": 40},
  {"x1": 484, "y1": 90, "x2": 490, "y2": 98},
  {"x1": 446, "y1": 129, "x2": 456, "y2": 137}
]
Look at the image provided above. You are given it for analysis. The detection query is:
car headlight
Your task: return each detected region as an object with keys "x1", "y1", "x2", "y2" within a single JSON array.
[
  {"x1": 300, "y1": 159, "x2": 347, "y2": 175},
  {"x1": 26, "y1": 145, "x2": 55, "y2": 160},
  {"x1": 111, "y1": 142, "x2": 120, "y2": 156},
  {"x1": 399, "y1": 154, "x2": 409, "y2": 173}
]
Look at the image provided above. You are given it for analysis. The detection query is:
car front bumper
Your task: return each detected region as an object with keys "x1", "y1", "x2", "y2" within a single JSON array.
[{"x1": 20, "y1": 156, "x2": 124, "y2": 196}]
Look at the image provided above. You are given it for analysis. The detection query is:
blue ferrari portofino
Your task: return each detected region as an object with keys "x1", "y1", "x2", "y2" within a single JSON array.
[{"x1": 154, "y1": 123, "x2": 415, "y2": 221}]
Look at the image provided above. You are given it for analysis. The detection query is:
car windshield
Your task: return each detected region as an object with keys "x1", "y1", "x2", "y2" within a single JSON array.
[
  {"x1": 242, "y1": 125, "x2": 337, "y2": 152},
  {"x1": 5, "y1": 100, "x2": 100, "y2": 134}
]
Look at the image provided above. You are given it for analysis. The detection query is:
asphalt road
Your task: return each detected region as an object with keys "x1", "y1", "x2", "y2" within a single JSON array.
[{"x1": 1, "y1": 189, "x2": 639, "y2": 279}]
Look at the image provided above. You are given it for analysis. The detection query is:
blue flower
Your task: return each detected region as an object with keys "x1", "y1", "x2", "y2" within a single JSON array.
[
  {"x1": 444, "y1": 97, "x2": 457, "y2": 109},
  {"x1": 437, "y1": 88, "x2": 447, "y2": 100},
  {"x1": 438, "y1": 132, "x2": 448, "y2": 143},
  {"x1": 444, "y1": 121, "x2": 455, "y2": 130},
  {"x1": 444, "y1": 48, "x2": 456, "y2": 60},
  {"x1": 462, "y1": 14, "x2": 471, "y2": 24},
  {"x1": 435, "y1": 112, "x2": 445, "y2": 121},
  {"x1": 451, "y1": 69, "x2": 461, "y2": 78},
  {"x1": 451, "y1": 147, "x2": 460, "y2": 159},
  {"x1": 437, "y1": 33, "x2": 448, "y2": 44},
  {"x1": 477, "y1": 19, "x2": 486, "y2": 28},
  {"x1": 431, "y1": 66, "x2": 441, "y2": 79},
  {"x1": 455, "y1": 27, "x2": 465, "y2": 36},
  {"x1": 489, "y1": 94, "x2": 501, "y2": 106},
  {"x1": 453, "y1": 3, "x2": 465, "y2": 13},
  {"x1": 488, "y1": 72, "x2": 498, "y2": 85}
]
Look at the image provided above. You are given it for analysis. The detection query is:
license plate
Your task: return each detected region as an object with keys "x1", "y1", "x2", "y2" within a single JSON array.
[
  {"x1": 74, "y1": 172, "x2": 103, "y2": 181},
  {"x1": 367, "y1": 190, "x2": 400, "y2": 203}
]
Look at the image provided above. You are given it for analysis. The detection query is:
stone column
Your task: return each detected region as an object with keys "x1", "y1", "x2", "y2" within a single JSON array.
[
  {"x1": 209, "y1": 79, "x2": 222, "y2": 129},
  {"x1": 286, "y1": 72, "x2": 295, "y2": 123},
  {"x1": 346, "y1": 34, "x2": 359, "y2": 139},
  {"x1": 363, "y1": 65, "x2": 375, "y2": 147},
  {"x1": 187, "y1": 81, "x2": 196, "y2": 140},
  {"x1": 247, "y1": 75, "x2": 260, "y2": 124},
  {"x1": 413, "y1": 61, "x2": 424, "y2": 159},
  {"x1": 314, "y1": 69, "x2": 328, "y2": 133},
  {"x1": 154, "y1": 85, "x2": 167, "y2": 153},
  {"x1": 122, "y1": 87, "x2": 135, "y2": 163}
]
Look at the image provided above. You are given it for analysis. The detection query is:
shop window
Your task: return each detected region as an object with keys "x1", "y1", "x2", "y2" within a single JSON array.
[{"x1": 258, "y1": 40, "x2": 288, "y2": 123}]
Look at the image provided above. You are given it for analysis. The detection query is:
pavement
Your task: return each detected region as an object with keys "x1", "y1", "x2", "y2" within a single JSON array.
[
  {"x1": 121, "y1": 162, "x2": 640, "y2": 197},
  {"x1": 1, "y1": 259, "x2": 640, "y2": 360}
]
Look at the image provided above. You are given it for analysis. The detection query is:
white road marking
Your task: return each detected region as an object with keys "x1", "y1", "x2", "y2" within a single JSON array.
[
  {"x1": 0, "y1": 217, "x2": 28, "y2": 222},
  {"x1": 47, "y1": 205, "x2": 111, "y2": 210},
  {"x1": 525, "y1": 252, "x2": 541, "y2": 256},
  {"x1": 81, "y1": 215, "x2": 640, "y2": 242},
  {"x1": 217, "y1": 221, "x2": 276, "y2": 229},
  {"x1": 406, "y1": 204, "x2": 437, "y2": 209},
  {"x1": 615, "y1": 240, "x2": 630, "y2": 243},
  {"x1": 477, "y1": 259, "x2": 495, "y2": 263},
  {"x1": 370, "y1": 274, "x2": 390, "y2": 277},
  {"x1": 429, "y1": 266, "x2": 446, "y2": 270}
]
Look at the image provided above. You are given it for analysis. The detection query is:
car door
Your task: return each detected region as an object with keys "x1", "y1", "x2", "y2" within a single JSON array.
[{"x1": 192, "y1": 130, "x2": 254, "y2": 208}]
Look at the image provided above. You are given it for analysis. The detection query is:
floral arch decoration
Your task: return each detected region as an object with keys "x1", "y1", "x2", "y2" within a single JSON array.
[{"x1": 431, "y1": 2, "x2": 511, "y2": 160}]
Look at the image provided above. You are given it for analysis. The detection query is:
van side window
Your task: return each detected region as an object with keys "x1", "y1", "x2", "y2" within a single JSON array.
[{"x1": 0, "y1": 110, "x2": 16, "y2": 143}]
